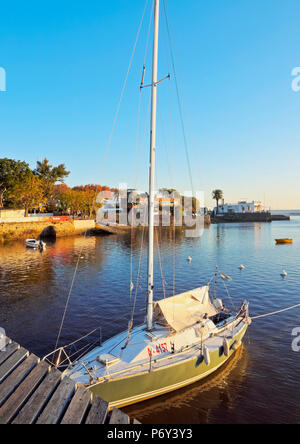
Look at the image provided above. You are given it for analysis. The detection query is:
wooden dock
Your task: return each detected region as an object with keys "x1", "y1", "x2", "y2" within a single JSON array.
[{"x1": 0, "y1": 337, "x2": 140, "y2": 424}]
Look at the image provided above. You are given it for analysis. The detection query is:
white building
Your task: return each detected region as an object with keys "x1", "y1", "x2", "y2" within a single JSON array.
[{"x1": 214, "y1": 200, "x2": 263, "y2": 215}]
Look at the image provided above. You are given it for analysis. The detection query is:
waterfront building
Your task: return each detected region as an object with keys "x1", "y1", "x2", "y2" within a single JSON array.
[{"x1": 214, "y1": 200, "x2": 263, "y2": 215}]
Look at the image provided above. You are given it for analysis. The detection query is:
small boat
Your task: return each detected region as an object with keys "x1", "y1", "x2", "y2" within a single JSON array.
[
  {"x1": 275, "y1": 239, "x2": 293, "y2": 244},
  {"x1": 25, "y1": 239, "x2": 46, "y2": 250}
]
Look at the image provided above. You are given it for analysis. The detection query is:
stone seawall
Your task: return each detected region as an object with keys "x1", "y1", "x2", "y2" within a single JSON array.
[
  {"x1": 0, "y1": 219, "x2": 95, "y2": 242},
  {"x1": 211, "y1": 212, "x2": 272, "y2": 223}
]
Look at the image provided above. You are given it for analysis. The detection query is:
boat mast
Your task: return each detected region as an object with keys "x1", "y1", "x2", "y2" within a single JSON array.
[{"x1": 147, "y1": 0, "x2": 160, "y2": 331}]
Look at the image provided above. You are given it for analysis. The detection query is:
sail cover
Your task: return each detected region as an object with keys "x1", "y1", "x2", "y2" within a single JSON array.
[{"x1": 153, "y1": 286, "x2": 218, "y2": 332}]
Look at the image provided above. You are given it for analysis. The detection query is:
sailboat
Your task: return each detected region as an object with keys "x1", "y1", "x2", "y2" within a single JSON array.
[{"x1": 63, "y1": 0, "x2": 251, "y2": 409}]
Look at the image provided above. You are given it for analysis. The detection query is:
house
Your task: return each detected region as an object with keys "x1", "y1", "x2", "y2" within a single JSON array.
[{"x1": 214, "y1": 200, "x2": 263, "y2": 215}]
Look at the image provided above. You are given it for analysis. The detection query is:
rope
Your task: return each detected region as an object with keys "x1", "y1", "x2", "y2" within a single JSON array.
[
  {"x1": 163, "y1": 1, "x2": 202, "y2": 193},
  {"x1": 54, "y1": 244, "x2": 85, "y2": 351},
  {"x1": 252, "y1": 303, "x2": 300, "y2": 320},
  {"x1": 98, "y1": 0, "x2": 150, "y2": 182},
  {"x1": 54, "y1": 0, "x2": 150, "y2": 352},
  {"x1": 162, "y1": 0, "x2": 195, "y2": 196},
  {"x1": 216, "y1": 265, "x2": 237, "y2": 311},
  {"x1": 129, "y1": 4, "x2": 153, "y2": 302},
  {"x1": 155, "y1": 227, "x2": 167, "y2": 298},
  {"x1": 131, "y1": 226, "x2": 146, "y2": 323}
]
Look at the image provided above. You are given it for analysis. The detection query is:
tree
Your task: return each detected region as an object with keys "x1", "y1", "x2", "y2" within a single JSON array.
[
  {"x1": 82, "y1": 189, "x2": 101, "y2": 218},
  {"x1": 212, "y1": 189, "x2": 224, "y2": 214},
  {"x1": 34, "y1": 158, "x2": 70, "y2": 203},
  {"x1": 48, "y1": 184, "x2": 70, "y2": 213},
  {"x1": 0, "y1": 158, "x2": 32, "y2": 208},
  {"x1": 10, "y1": 173, "x2": 45, "y2": 216}
]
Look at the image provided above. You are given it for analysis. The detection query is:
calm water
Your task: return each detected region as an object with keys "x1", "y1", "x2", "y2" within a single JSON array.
[{"x1": 1, "y1": 218, "x2": 300, "y2": 424}]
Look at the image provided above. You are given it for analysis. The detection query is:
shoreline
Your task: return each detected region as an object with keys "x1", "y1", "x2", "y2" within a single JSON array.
[
  {"x1": 0, "y1": 219, "x2": 95, "y2": 243},
  {"x1": 211, "y1": 212, "x2": 290, "y2": 224}
]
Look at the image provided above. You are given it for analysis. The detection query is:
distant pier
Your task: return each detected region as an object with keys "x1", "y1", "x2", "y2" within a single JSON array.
[
  {"x1": 211, "y1": 212, "x2": 290, "y2": 224},
  {"x1": 270, "y1": 214, "x2": 290, "y2": 221}
]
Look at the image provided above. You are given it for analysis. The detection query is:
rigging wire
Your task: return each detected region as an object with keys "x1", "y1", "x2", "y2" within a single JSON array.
[
  {"x1": 98, "y1": 0, "x2": 150, "y2": 181},
  {"x1": 155, "y1": 226, "x2": 167, "y2": 299},
  {"x1": 130, "y1": 2, "x2": 154, "y2": 302},
  {"x1": 163, "y1": 1, "x2": 203, "y2": 193},
  {"x1": 54, "y1": 0, "x2": 150, "y2": 352},
  {"x1": 162, "y1": 0, "x2": 195, "y2": 197},
  {"x1": 127, "y1": 225, "x2": 146, "y2": 337},
  {"x1": 54, "y1": 244, "x2": 85, "y2": 353}
]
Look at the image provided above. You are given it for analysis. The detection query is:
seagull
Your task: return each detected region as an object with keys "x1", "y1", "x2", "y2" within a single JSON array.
[
  {"x1": 187, "y1": 256, "x2": 192, "y2": 263},
  {"x1": 239, "y1": 265, "x2": 245, "y2": 270},
  {"x1": 280, "y1": 270, "x2": 287, "y2": 277}
]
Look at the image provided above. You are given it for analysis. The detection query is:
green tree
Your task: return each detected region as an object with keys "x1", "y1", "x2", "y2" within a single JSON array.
[
  {"x1": 212, "y1": 189, "x2": 224, "y2": 214},
  {"x1": 34, "y1": 158, "x2": 70, "y2": 204},
  {"x1": 0, "y1": 158, "x2": 32, "y2": 208}
]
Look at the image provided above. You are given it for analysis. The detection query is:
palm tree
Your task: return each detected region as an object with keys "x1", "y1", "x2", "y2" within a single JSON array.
[{"x1": 212, "y1": 189, "x2": 223, "y2": 214}]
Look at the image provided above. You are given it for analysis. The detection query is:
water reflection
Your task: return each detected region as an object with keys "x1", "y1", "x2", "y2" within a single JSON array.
[
  {"x1": 125, "y1": 346, "x2": 250, "y2": 424},
  {"x1": 1, "y1": 218, "x2": 300, "y2": 423}
]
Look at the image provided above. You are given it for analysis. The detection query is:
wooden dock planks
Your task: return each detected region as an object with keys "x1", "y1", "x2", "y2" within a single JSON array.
[
  {"x1": 0, "y1": 347, "x2": 29, "y2": 383},
  {"x1": 85, "y1": 396, "x2": 109, "y2": 425},
  {"x1": 0, "y1": 354, "x2": 39, "y2": 408},
  {"x1": 36, "y1": 377, "x2": 76, "y2": 424},
  {"x1": 0, "y1": 342, "x2": 20, "y2": 366},
  {"x1": 0, "y1": 360, "x2": 49, "y2": 424},
  {"x1": 12, "y1": 369, "x2": 62, "y2": 424},
  {"x1": 109, "y1": 407, "x2": 130, "y2": 425},
  {"x1": 0, "y1": 337, "x2": 140, "y2": 424},
  {"x1": 61, "y1": 385, "x2": 91, "y2": 424}
]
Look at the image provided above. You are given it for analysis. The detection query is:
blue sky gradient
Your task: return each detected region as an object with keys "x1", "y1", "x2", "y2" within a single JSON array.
[{"x1": 0, "y1": 0, "x2": 300, "y2": 208}]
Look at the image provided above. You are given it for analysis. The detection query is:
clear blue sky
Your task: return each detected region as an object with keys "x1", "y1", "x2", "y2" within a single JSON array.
[{"x1": 0, "y1": 0, "x2": 300, "y2": 209}]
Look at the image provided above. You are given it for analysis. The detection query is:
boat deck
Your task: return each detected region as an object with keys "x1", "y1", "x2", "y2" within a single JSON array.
[{"x1": 66, "y1": 320, "x2": 245, "y2": 385}]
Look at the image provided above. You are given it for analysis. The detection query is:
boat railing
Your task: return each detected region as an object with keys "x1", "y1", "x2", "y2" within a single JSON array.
[{"x1": 42, "y1": 327, "x2": 102, "y2": 370}]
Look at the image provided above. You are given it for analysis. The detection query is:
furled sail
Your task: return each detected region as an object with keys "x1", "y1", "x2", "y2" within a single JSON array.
[{"x1": 153, "y1": 286, "x2": 218, "y2": 332}]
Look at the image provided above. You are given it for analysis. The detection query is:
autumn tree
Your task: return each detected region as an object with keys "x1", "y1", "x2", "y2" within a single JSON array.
[
  {"x1": 0, "y1": 158, "x2": 31, "y2": 208},
  {"x1": 10, "y1": 173, "x2": 45, "y2": 216}
]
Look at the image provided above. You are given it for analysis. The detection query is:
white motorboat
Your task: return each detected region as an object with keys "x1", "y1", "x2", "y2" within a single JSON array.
[{"x1": 25, "y1": 239, "x2": 46, "y2": 250}]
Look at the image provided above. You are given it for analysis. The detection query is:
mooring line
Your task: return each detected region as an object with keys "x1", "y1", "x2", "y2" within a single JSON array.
[{"x1": 252, "y1": 303, "x2": 300, "y2": 320}]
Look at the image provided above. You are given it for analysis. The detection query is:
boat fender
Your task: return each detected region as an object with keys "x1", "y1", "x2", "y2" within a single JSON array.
[
  {"x1": 214, "y1": 298, "x2": 223, "y2": 311},
  {"x1": 223, "y1": 338, "x2": 230, "y2": 357},
  {"x1": 203, "y1": 345, "x2": 210, "y2": 366},
  {"x1": 231, "y1": 340, "x2": 242, "y2": 351}
]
